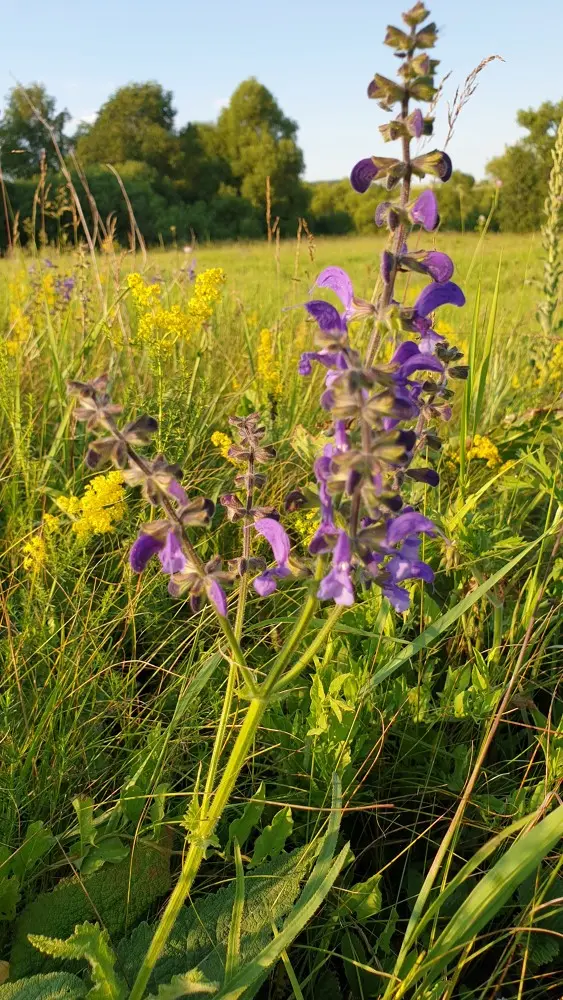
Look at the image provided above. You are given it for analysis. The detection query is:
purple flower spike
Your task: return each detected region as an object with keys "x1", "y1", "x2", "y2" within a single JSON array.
[
  {"x1": 159, "y1": 531, "x2": 187, "y2": 575},
  {"x1": 206, "y1": 578, "x2": 228, "y2": 617},
  {"x1": 414, "y1": 281, "x2": 466, "y2": 318},
  {"x1": 314, "y1": 267, "x2": 353, "y2": 311},
  {"x1": 381, "y1": 250, "x2": 394, "y2": 285},
  {"x1": 130, "y1": 533, "x2": 163, "y2": 573},
  {"x1": 351, "y1": 158, "x2": 379, "y2": 194},
  {"x1": 410, "y1": 189, "x2": 439, "y2": 231},
  {"x1": 317, "y1": 530, "x2": 355, "y2": 606},
  {"x1": 386, "y1": 511, "x2": 436, "y2": 545}
]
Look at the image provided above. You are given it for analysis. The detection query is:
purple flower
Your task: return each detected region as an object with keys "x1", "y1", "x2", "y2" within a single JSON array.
[
  {"x1": 392, "y1": 341, "x2": 444, "y2": 379},
  {"x1": 129, "y1": 527, "x2": 187, "y2": 575},
  {"x1": 304, "y1": 300, "x2": 347, "y2": 334},
  {"x1": 381, "y1": 250, "x2": 394, "y2": 285},
  {"x1": 386, "y1": 510, "x2": 437, "y2": 545},
  {"x1": 317, "y1": 531, "x2": 355, "y2": 606},
  {"x1": 350, "y1": 158, "x2": 380, "y2": 193},
  {"x1": 409, "y1": 190, "x2": 439, "y2": 231},
  {"x1": 382, "y1": 581, "x2": 411, "y2": 612},
  {"x1": 387, "y1": 536, "x2": 434, "y2": 584},
  {"x1": 130, "y1": 533, "x2": 164, "y2": 573},
  {"x1": 375, "y1": 202, "x2": 401, "y2": 231},
  {"x1": 206, "y1": 578, "x2": 227, "y2": 617},
  {"x1": 309, "y1": 445, "x2": 339, "y2": 555},
  {"x1": 414, "y1": 251, "x2": 453, "y2": 284},
  {"x1": 410, "y1": 281, "x2": 466, "y2": 352},
  {"x1": 253, "y1": 517, "x2": 292, "y2": 596},
  {"x1": 407, "y1": 108, "x2": 424, "y2": 138},
  {"x1": 298, "y1": 351, "x2": 348, "y2": 377}
]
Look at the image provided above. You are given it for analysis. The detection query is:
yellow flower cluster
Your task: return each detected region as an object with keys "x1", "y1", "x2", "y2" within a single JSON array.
[
  {"x1": 292, "y1": 508, "x2": 320, "y2": 546},
  {"x1": 43, "y1": 513, "x2": 61, "y2": 534},
  {"x1": 211, "y1": 431, "x2": 237, "y2": 463},
  {"x1": 57, "y1": 471, "x2": 126, "y2": 540},
  {"x1": 546, "y1": 340, "x2": 563, "y2": 384},
  {"x1": 127, "y1": 273, "x2": 162, "y2": 309},
  {"x1": 7, "y1": 278, "x2": 32, "y2": 355},
  {"x1": 22, "y1": 536, "x2": 46, "y2": 573},
  {"x1": 467, "y1": 434, "x2": 501, "y2": 468},
  {"x1": 137, "y1": 304, "x2": 191, "y2": 350},
  {"x1": 42, "y1": 272, "x2": 55, "y2": 308},
  {"x1": 256, "y1": 328, "x2": 283, "y2": 400},
  {"x1": 185, "y1": 268, "x2": 226, "y2": 336}
]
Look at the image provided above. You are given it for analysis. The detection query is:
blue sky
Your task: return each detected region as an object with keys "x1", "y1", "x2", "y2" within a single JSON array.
[{"x1": 2, "y1": 0, "x2": 562, "y2": 181}]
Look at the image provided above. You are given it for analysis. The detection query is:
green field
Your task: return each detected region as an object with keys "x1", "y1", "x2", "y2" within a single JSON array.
[{"x1": 1, "y1": 232, "x2": 562, "y2": 998}]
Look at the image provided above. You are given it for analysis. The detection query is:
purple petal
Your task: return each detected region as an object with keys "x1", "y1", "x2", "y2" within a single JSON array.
[
  {"x1": 392, "y1": 341, "x2": 419, "y2": 366},
  {"x1": 333, "y1": 530, "x2": 352, "y2": 565},
  {"x1": 309, "y1": 519, "x2": 339, "y2": 555},
  {"x1": 420, "y1": 251, "x2": 454, "y2": 284},
  {"x1": 334, "y1": 420, "x2": 349, "y2": 451},
  {"x1": 375, "y1": 201, "x2": 391, "y2": 227},
  {"x1": 381, "y1": 250, "x2": 394, "y2": 285},
  {"x1": 158, "y1": 531, "x2": 187, "y2": 575},
  {"x1": 129, "y1": 533, "x2": 163, "y2": 573},
  {"x1": 318, "y1": 568, "x2": 355, "y2": 606},
  {"x1": 298, "y1": 350, "x2": 345, "y2": 376},
  {"x1": 415, "y1": 281, "x2": 466, "y2": 318},
  {"x1": 254, "y1": 517, "x2": 291, "y2": 566},
  {"x1": 399, "y1": 351, "x2": 444, "y2": 378},
  {"x1": 314, "y1": 267, "x2": 353, "y2": 310},
  {"x1": 386, "y1": 511, "x2": 437, "y2": 545},
  {"x1": 418, "y1": 329, "x2": 446, "y2": 354},
  {"x1": 350, "y1": 158, "x2": 379, "y2": 194},
  {"x1": 207, "y1": 578, "x2": 228, "y2": 617},
  {"x1": 253, "y1": 565, "x2": 291, "y2": 597},
  {"x1": 305, "y1": 300, "x2": 346, "y2": 333},
  {"x1": 410, "y1": 189, "x2": 439, "y2": 231},
  {"x1": 408, "y1": 108, "x2": 424, "y2": 138},
  {"x1": 168, "y1": 479, "x2": 189, "y2": 504},
  {"x1": 382, "y1": 581, "x2": 411, "y2": 612}
]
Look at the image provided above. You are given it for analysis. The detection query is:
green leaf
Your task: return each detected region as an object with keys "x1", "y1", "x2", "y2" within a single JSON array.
[
  {"x1": 420, "y1": 804, "x2": 563, "y2": 984},
  {"x1": 250, "y1": 807, "x2": 293, "y2": 868},
  {"x1": 146, "y1": 972, "x2": 218, "y2": 999},
  {"x1": 29, "y1": 923, "x2": 126, "y2": 1000},
  {"x1": 79, "y1": 839, "x2": 129, "y2": 877},
  {"x1": 214, "y1": 774, "x2": 348, "y2": 1000},
  {"x1": 0, "y1": 875, "x2": 21, "y2": 921},
  {"x1": 227, "y1": 783, "x2": 265, "y2": 853},
  {"x1": 0, "y1": 973, "x2": 87, "y2": 1000},
  {"x1": 72, "y1": 799, "x2": 97, "y2": 857},
  {"x1": 120, "y1": 782, "x2": 147, "y2": 827},
  {"x1": 11, "y1": 823, "x2": 55, "y2": 881},
  {"x1": 224, "y1": 842, "x2": 244, "y2": 981},
  {"x1": 341, "y1": 931, "x2": 376, "y2": 999},
  {"x1": 345, "y1": 873, "x2": 383, "y2": 923}
]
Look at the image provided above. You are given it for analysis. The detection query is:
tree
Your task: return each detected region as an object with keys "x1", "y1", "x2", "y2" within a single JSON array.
[
  {"x1": 76, "y1": 83, "x2": 179, "y2": 175},
  {"x1": 174, "y1": 123, "x2": 232, "y2": 202},
  {"x1": 487, "y1": 100, "x2": 563, "y2": 231},
  {"x1": 213, "y1": 78, "x2": 307, "y2": 228},
  {"x1": 0, "y1": 83, "x2": 69, "y2": 178}
]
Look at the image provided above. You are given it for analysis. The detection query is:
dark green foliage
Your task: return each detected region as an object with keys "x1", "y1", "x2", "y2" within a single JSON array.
[
  {"x1": 116, "y1": 847, "x2": 312, "y2": 991},
  {"x1": 0, "y1": 974, "x2": 86, "y2": 1000},
  {"x1": 0, "y1": 84, "x2": 69, "y2": 178},
  {"x1": 10, "y1": 842, "x2": 171, "y2": 979}
]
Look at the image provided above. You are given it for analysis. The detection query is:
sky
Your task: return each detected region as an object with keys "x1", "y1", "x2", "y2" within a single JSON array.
[{"x1": 2, "y1": 0, "x2": 563, "y2": 182}]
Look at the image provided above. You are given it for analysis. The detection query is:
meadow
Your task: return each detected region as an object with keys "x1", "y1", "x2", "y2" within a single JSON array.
[{"x1": 0, "y1": 221, "x2": 562, "y2": 1000}]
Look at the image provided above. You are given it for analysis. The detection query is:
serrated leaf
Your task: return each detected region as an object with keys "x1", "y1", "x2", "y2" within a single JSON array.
[
  {"x1": 146, "y1": 971, "x2": 218, "y2": 999},
  {"x1": 250, "y1": 808, "x2": 293, "y2": 868},
  {"x1": 227, "y1": 784, "x2": 265, "y2": 853},
  {"x1": 29, "y1": 923, "x2": 126, "y2": 1000},
  {"x1": 0, "y1": 972, "x2": 87, "y2": 1000}
]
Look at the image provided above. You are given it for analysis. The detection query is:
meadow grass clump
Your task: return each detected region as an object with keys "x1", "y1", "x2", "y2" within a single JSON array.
[{"x1": 0, "y1": 5, "x2": 562, "y2": 998}]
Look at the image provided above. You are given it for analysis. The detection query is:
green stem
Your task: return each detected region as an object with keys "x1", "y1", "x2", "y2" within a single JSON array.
[
  {"x1": 263, "y1": 561, "x2": 324, "y2": 688},
  {"x1": 270, "y1": 606, "x2": 345, "y2": 696},
  {"x1": 216, "y1": 615, "x2": 258, "y2": 697},
  {"x1": 128, "y1": 695, "x2": 266, "y2": 1000}
]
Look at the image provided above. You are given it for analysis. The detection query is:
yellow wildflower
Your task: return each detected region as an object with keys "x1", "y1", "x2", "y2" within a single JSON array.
[
  {"x1": 57, "y1": 471, "x2": 126, "y2": 540},
  {"x1": 211, "y1": 431, "x2": 236, "y2": 462},
  {"x1": 293, "y1": 509, "x2": 320, "y2": 546},
  {"x1": 500, "y1": 459, "x2": 517, "y2": 474},
  {"x1": 127, "y1": 273, "x2": 162, "y2": 309},
  {"x1": 42, "y1": 513, "x2": 61, "y2": 535},
  {"x1": 546, "y1": 340, "x2": 563, "y2": 384},
  {"x1": 137, "y1": 304, "x2": 191, "y2": 354},
  {"x1": 23, "y1": 535, "x2": 46, "y2": 573},
  {"x1": 511, "y1": 373, "x2": 521, "y2": 390},
  {"x1": 256, "y1": 328, "x2": 282, "y2": 400},
  {"x1": 466, "y1": 434, "x2": 501, "y2": 468},
  {"x1": 185, "y1": 268, "x2": 226, "y2": 336},
  {"x1": 42, "y1": 272, "x2": 55, "y2": 308}
]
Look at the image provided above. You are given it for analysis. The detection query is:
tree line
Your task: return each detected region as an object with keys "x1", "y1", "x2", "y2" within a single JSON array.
[{"x1": 0, "y1": 79, "x2": 561, "y2": 248}]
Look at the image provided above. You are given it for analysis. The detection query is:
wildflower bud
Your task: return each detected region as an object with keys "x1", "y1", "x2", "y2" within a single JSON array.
[
  {"x1": 86, "y1": 437, "x2": 127, "y2": 470},
  {"x1": 415, "y1": 21, "x2": 438, "y2": 48},
  {"x1": 122, "y1": 415, "x2": 158, "y2": 445},
  {"x1": 402, "y1": 2, "x2": 430, "y2": 27},
  {"x1": 384, "y1": 25, "x2": 411, "y2": 51},
  {"x1": 367, "y1": 75, "x2": 406, "y2": 110},
  {"x1": 412, "y1": 150, "x2": 453, "y2": 182}
]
